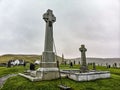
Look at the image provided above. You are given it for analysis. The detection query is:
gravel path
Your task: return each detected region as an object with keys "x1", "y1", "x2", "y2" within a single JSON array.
[{"x1": 0, "y1": 74, "x2": 17, "y2": 89}]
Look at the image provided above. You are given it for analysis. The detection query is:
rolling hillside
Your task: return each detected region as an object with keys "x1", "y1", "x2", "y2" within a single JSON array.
[
  {"x1": 0, "y1": 54, "x2": 62, "y2": 63},
  {"x1": 0, "y1": 54, "x2": 42, "y2": 63},
  {"x1": 66, "y1": 57, "x2": 120, "y2": 67},
  {"x1": 0, "y1": 54, "x2": 120, "y2": 67}
]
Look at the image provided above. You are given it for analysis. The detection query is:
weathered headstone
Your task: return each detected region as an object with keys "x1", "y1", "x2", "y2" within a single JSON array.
[
  {"x1": 108, "y1": 65, "x2": 111, "y2": 68},
  {"x1": 79, "y1": 45, "x2": 88, "y2": 73},
  {"x1": 65, "y1": 61, "x2": 66, "y2": 65},
  {"x1": 61, "y1": 54, "x2": 64, "y2": 64},
  {"x1": 23, "y1": 62, "x2": 26, "y2": 67},
  {"x1": 74, "y1": 60, "x2": 75, "y2": 65},
  {"x1": 30, "y1": 63, "x2": 35, "y2": 70},
  {"x1": 7, "y1": 60, "x2": 11, "y2": 68},
  {"x1": 57, "y1": 60, "x2": 59, "y2": 68},
  {"x1": 114, "y1": 63, "x2": 117, "y2": 68},
  {"x1": 37, "y1": 9, "x2": 59, "y2": 80},
  {"x1": 92, "y1": 62, "x2": 96, "y2": 70},
  {"x1": 70, "y1": 62, "x2": 73, "y2": 68}
]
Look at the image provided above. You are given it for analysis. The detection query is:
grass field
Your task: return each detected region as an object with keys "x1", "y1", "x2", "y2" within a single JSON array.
[{"x1": 0, "y1": 64, "x2": 120, "y2": 90}]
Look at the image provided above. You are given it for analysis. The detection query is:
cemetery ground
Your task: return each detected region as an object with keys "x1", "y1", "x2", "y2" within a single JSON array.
[{"x1": 0, "y1": 64, "x2": 120, "y2": 90}]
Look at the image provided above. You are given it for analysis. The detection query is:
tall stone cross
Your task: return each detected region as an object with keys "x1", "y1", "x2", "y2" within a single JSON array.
[
  {"x1": 43, "y1": 9, "x2": 56, "y2": 51},
  {"x1": 38, "y1": 9, "x2": 59, "y2": 80},
  {"x1": 79, "y1": 45, "x2": 88, "y2": 73}
]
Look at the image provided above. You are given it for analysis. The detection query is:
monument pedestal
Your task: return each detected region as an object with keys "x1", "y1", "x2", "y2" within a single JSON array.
[
  {"x1": 80, "y1": 66, "x2": 88, "y2": 73},
  {"x1": 60, "y1": 70, "x2": 110, "y2": 81},
  {"x1": 36, "y1": 67, "x2": 59, "y2": 80},
  {"x1": 39, "y1": 51, "x2": 60, "y2": 80}
]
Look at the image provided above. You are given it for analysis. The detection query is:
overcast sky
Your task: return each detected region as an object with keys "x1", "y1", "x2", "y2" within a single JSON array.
[{"x1": 0, "y1": 0, "x2": 119, "y2": 58}]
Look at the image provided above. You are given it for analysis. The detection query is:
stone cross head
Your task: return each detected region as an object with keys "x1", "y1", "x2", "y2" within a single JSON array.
[
  {"x1": 79, "y1": 44, "x2": 87, "y2": 52},
  {"x1": 43, "y1": 9, "x2": 56, "y2": 23}
]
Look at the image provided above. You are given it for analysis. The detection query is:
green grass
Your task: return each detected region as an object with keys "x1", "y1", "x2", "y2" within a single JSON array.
[
  {"x1": 0, "y1": 64, "x2": 31, "y2": 77},
  {"x1": 1, "y1": 74, "x2": 120, "y2": 90},
  {"x1": 0, "y1": 65, "x2": 120, "y2": 90},
  {"x1": 60, "y1": 64, "x2": 80, "y2": 69},
  {"x1": 97, "y1": 66, "x2": 120, "y2": 75},
  {"x1": 0, "y1": 66, "x2": 24, "y2": 77}
]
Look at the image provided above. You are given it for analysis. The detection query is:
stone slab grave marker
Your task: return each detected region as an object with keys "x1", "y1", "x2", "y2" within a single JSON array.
[
  {"x1": 37, "y1": 9, "x2": 59, "y2": 80},
  {"x1": 79, "y1": 44, "x2": 88, "y2": 73}
]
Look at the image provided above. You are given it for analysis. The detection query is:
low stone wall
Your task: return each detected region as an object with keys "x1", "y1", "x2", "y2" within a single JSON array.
[
  {"x1": 19, "y1": 68, "x2": 60, "y2": 81},
  {"x1": 61, "y1": 70, "x2": 110, "y2": 81}
]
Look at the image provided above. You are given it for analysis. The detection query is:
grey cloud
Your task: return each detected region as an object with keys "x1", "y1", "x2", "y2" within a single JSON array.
[{"x1": 0, "y1": 0, "x2": 119, "y2": 58}]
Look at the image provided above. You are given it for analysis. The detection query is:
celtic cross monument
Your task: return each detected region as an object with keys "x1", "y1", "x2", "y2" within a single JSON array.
[
  {"x1": 37, "y1": 9, "x2": 59, "y2": 80},
  {"x1": 79, "y1": 45, "x2": 88, "y2": 73}
]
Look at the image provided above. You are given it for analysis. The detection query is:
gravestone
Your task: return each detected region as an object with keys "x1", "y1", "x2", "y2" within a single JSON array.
[
  {"x1": 30, "y1": 63, "x2": 35, "y2": 70},
  {"x1": 70, "y1": 62, "x2": 73, "y2": 68},
  {"x1": 108, "y1": 65, "x2": 111, "y2": 68},
  {"x1": 74, "y1": 60, "x2": 75, "y2": 65},
  {"x1": 92, "y1": 62, "x2": 96, "y2": 70},
  {"x1": 79, "y1": 45, "x2": 88, "y2": 73},
  {"x1": 65, "y1": 61, "x2": 66, "y2": 65},
  {"x1": 23, "y1": 62, "x2": 26, "y2": 67},
  {"x1": 57, "y1": 60, "x2": 59, "y2": 68},
  {"x1": 37, "y1": 9, "x2": 59, "y2": 80},
  {"x1": 62, "y1": 54, "x2": 64, "y2": 64},
  {"x1": 7, "y1": 61, "x2": 11, "y2": 68},
  {"x1": 114, "y1": 63, "x2": 117, "y2": 68}
]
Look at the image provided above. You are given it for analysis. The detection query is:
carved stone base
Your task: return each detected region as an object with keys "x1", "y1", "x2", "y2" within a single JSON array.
[
  {"x1": 80, "y1": 66, "x2": 88, "y2": 73},
  {"x1": 40, "y1": 62, "x2": 57, "y2": 68},
  {"x1": 68, "y1": 71, "x2": 110, "y2": 81},
  {"x1": 36, "y1": 68, "x2": 60, "y2": 80}
]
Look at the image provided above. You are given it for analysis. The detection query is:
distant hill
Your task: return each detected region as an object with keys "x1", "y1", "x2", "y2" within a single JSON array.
[
  {"x1": 66, "y1": 57, "x2": 120, "y2": 67},
  {"x1": 0, "y1": 54, "x2": 62, "y2": 63},
  {"x1": 0, "y1": 54, "x2": 42, "y2": 63},
  {"x1": 1, "y1": 54, "x2": 120, "y2": 66}
]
